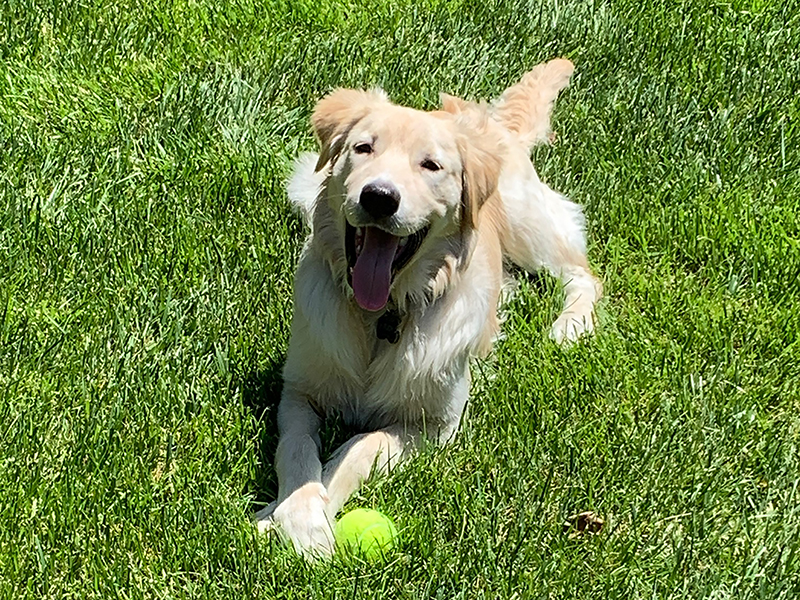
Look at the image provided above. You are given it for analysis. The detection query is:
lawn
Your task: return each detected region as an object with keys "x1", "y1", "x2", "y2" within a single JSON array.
[{"x1": 1, "y1": 0, "x2": 799, "y2": 598}]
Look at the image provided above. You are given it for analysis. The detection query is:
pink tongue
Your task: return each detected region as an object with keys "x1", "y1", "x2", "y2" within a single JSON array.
[{"x1": 352, "y1": 227, "x2": 400, "y2": 311}]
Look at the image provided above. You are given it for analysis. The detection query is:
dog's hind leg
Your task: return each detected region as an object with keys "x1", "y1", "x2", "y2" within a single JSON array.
[{"x1": 499, "y1": 169, "x2": 602, "y2": 344}]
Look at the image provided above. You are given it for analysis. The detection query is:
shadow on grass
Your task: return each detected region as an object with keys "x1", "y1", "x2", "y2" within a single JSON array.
[
  {"x1": 239, "y1": 356, "x2": 284, "y2": 511},
  {"x1": 507, "y1": 263, "x2": 553, "y2": 294}
]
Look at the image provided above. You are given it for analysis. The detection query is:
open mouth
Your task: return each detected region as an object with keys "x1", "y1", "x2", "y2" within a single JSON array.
[{"x1": 345, "y1": 222, "x2": 428, "y2": 311}]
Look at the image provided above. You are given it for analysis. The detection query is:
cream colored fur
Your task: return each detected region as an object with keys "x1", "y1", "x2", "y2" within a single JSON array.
[{"x1": 256, "y1": 59, "x2": 602, "y2": 558}]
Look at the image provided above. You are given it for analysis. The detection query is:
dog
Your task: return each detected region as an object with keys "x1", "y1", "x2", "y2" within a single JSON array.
[{"x1": 256, "y1": 59, "x2": 602, "y2": 557}]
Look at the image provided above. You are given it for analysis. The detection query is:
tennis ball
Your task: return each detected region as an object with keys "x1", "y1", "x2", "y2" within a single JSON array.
[{"x1": 335, "y1": 508, "x2": 399, "y2": 559}]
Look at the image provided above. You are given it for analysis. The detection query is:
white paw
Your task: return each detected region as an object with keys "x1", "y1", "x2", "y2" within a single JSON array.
[
  {"x1": 550, "y1": 310, "x2": 594, "y2": 345},
  {"x1": 254, "y1": 501, "x2": 279, "y2": 534},
  {"x1": 264, "y1": 483, "x2": 335, "y2": 559}
]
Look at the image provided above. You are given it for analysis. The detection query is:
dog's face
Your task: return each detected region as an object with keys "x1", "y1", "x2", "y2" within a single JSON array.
[{"x1": 312, "y1": 89, "x2": 502, "y2": 312}]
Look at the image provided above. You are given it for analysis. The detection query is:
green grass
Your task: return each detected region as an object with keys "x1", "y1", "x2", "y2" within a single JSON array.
[{"x1": 1, "y1": 0, "x2": 799, "y2": 597}]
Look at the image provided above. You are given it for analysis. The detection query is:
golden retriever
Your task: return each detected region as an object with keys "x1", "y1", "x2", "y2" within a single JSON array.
[{"x1": 256, "y1": 59, "x2": 602, "y2": 557}]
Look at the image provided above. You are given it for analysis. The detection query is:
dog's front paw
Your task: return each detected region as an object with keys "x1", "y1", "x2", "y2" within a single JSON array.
[
  {"x1": 550, "y1": 310, "x2": 595, "y2": 344},
  {"x1": 267, "y1": 483, "x2": 335, "y2": 559},
  {"x1": 254, "y1": 501, "x2": 279, "y2": 534}
]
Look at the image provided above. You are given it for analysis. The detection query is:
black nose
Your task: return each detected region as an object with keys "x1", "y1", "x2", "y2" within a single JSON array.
[{"x1": 359, "y1": 182, "x2": 400, "y2": 219}]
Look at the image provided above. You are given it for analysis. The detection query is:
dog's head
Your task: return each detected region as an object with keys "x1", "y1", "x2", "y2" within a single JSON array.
[{"x1": 310, "y1": 89, "x2": 504, "y2": 312}]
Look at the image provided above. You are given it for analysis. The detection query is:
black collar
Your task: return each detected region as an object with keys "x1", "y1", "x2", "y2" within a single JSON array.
[{"x1": 376, "y1": 307, "x2": 402, "y2": 344}]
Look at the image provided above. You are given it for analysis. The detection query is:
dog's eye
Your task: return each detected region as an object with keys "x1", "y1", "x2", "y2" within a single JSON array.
[
  {"x1": 354, "y1": 142, "x2": 373, "y2": 154},
  {"x1": 421, "y1": 159, "x2": 441, "y2": 172}
]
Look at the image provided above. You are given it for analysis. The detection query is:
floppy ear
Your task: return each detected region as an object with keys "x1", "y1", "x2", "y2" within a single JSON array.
[
  {"x1": 440, "y1": 93, "x2": 492, "y2": 120},
  {"x1": 311, "y1": 88, "x2": 389, "y2": 171},
  {"x1": 457, "y1": 118, "x2": 504, "y2": 230},
  {"x1": 439, "y1": 92, "x2": 474, "y2": 115}
]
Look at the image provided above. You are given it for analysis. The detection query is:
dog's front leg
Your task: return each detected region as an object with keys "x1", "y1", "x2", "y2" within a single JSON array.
[
  {"x1": 321, "y1": 425, "x2": 420, "y2": 519},
  {"x1": 256, "y1": 388, "x2": 334, "y2": 558}
]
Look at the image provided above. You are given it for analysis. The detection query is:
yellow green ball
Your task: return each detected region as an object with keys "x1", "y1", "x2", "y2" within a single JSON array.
[{"x1": 335, "y1": 508, "x2": 399, "y2": 559}]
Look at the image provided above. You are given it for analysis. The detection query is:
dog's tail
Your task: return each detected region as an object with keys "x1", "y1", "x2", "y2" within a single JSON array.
[{"x1": 491, "y1": 59, "x2": 574, "y2": 152}]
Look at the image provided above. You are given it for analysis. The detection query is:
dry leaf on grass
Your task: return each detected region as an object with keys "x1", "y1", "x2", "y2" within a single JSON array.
[{"x1": 563, "y1": 511, "x2": 605, "y2": 538}]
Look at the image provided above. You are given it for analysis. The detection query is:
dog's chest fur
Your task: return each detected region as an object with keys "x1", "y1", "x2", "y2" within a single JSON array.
[{"x1": 281, "y1": 246, "x2": 495, "y2": 433}]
